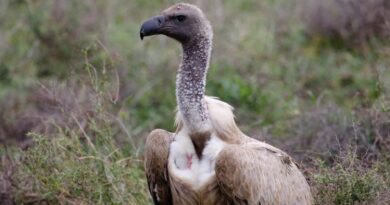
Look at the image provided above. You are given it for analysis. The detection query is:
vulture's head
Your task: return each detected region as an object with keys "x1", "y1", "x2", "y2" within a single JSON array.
[{"x1": 140, "y1": 3, "x2": 212, "y2": 45}]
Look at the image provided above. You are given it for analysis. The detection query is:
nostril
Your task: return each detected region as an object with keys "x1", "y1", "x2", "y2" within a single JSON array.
[{"x1": 155, "y1": 16, "x2": 164, "y2": 25}]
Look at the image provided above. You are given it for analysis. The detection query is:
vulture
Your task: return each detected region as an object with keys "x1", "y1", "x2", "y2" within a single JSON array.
[{"x1": 140, "y1": 3, "x2": 313, "y2": 205}]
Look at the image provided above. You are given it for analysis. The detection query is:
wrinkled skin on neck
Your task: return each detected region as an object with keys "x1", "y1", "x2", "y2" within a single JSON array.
[{"x1": 176, "y1": 34, "x2": 212, "y2": 133}]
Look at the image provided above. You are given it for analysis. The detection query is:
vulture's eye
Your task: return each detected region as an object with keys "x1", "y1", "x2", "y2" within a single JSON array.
[{"x1": 176, "y1": 15, "x2": 186, "y2": 22}]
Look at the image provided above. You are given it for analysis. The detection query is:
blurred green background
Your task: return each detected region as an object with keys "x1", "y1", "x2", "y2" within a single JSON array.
[{"x1": 0, "y1": 0, "x2": 389, "y2": 204}]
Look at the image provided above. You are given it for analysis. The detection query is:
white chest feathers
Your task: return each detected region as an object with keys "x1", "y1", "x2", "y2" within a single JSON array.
[{"x1": 168, "y1": 129, "x2": 226, "y2": 189}]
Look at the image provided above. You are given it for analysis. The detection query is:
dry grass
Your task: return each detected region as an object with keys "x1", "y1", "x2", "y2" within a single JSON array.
[
  {"x1": 274, "y1": 102, "x2": 390, "y2": 204},
  {"x1": 279, "y1": 103, "x2": 390, "y2": 164},
  {"x1": 0, "y1": 60, "x2": 149, "y2": 204},
  {"x1": 0, "y1": 81, "x2": 94, "y2": 148}
]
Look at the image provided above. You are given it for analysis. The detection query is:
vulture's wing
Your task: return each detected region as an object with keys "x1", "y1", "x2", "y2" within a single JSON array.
[
  {"x1": 144, "y1": 129, "x2": 174, "y2": 205},
  {"x1": 215, "y1": 142, "x2": 312, "y2": 205}
]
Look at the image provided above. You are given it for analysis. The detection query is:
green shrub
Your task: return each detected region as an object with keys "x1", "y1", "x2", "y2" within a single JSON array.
[
  {"x1": 1, "y1": 130, "x2": 149, "y2": 204},
  {"x1": 312, "y1": 156, "x2": 388, "y2": 205}
]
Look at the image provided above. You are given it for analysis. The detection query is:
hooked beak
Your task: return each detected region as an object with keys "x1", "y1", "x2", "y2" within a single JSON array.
[{"x1": 140, "y1": 16, "x2": 165, "y2": 40}]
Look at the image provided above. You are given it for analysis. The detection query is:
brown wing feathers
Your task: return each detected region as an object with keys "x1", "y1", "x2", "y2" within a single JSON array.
[
  {"x1": 215, "y1": 144, "x2": 313, "y2": 205},
  {"x1": 144, "y1": 129, "x2": 173, "y2": 205}
]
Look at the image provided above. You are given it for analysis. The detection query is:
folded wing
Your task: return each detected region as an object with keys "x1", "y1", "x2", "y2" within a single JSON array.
[
  {"x1": 215, "y1": 141, "x2": 313, "y2": 205},
  {"x1": 144, "y1": 129, "x2": 174, "y2": 205}
]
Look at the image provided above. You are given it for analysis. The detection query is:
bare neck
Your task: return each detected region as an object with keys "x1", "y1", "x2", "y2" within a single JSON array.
[{"x1": 176, "y1": 35, "x2": 212, "y2": 133}]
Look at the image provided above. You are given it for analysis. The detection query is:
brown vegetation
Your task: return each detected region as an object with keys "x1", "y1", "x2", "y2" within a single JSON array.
[{"x1": 302, "y1": 0, "x2": 390, "y2": 46}]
